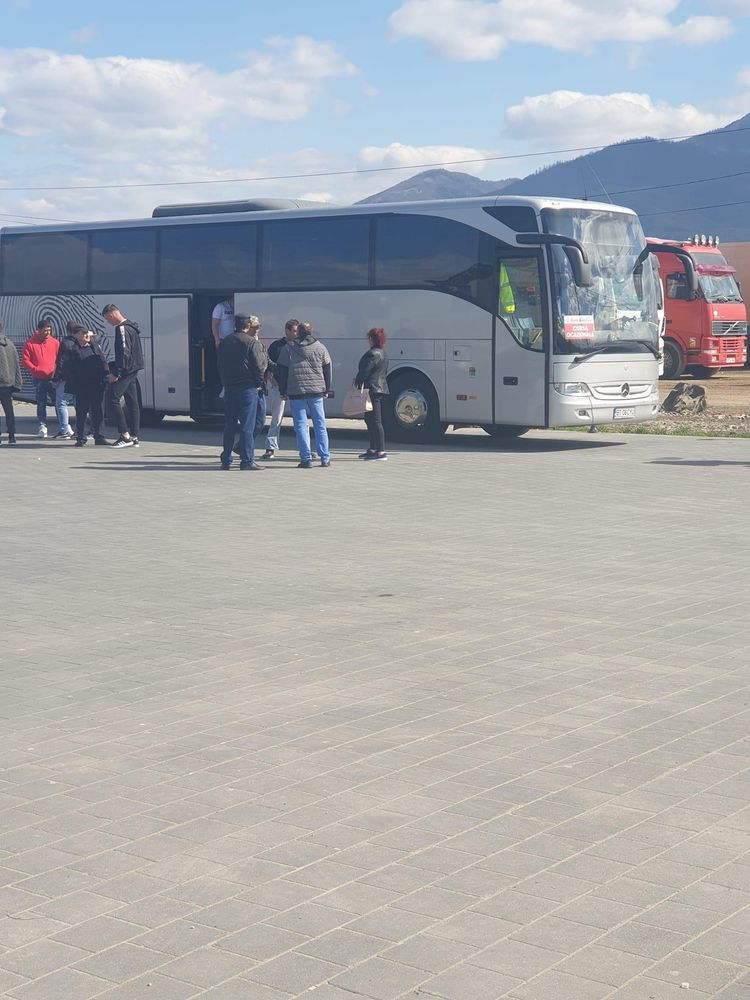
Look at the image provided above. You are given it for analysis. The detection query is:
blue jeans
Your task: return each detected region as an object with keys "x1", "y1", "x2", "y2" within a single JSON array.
[
  {"x1": 35, "y1": 380, "x2": 71, "y2": 434},
  {"x1": 221, "y1": 386, "x2": 259, "y2": 467},
  {"x1": 290, "y1": 396, "x2": 329, "y2": 463}
]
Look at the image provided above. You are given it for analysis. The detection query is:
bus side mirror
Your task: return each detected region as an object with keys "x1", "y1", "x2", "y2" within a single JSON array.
[{"x1": 563, "y1": 246, "x2": 592, "y2": 288}]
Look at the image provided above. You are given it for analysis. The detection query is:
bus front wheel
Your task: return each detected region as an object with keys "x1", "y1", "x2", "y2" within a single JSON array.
[
  {"x1": 482, "y1": 425, "x2": 529, "y2": 439},
  {"x1": 661, "y1": 341, "x2": 685, "y2": 380},
  {"x1": 690, "y1": 366, "x2": 722, "y2": 379},
  {"x1": 384, "y1": 372, "x2": 446, "y2": 444}
]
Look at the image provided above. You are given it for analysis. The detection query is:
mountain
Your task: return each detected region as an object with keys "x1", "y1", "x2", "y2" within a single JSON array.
[
  {"x1": 358, "y1": 168, "x2": 518, "y2": 204},
  {"x1": 362, "y1": 114, "x2": 750, "y2": 240}
]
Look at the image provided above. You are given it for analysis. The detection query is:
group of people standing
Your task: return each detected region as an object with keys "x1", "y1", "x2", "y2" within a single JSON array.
[
  {"x1": 0, "y1": 305, "x2": 145, "y2": 448},
  {"x1": 215, "y1": 306, "x2": 390, "y2": 470}
]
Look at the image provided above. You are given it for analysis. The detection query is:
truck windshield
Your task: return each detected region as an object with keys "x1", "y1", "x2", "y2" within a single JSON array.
[
  {"x1": 698, "y1": 273, "x2": 742, "y2": 303},
  {"x1": 542, "y1": 207, "x2": 659, "y2": 356}
]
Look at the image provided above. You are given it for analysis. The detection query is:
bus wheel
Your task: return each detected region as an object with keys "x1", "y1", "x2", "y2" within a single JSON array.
[
  {"x1": 140, "y1": 409, "x2": 165, "y2": 427},
  {"x1": 662, "y1": 341, "x2": 685, "y2": 380},
  {"x1": 384, "y1": 372, "x2": 445, "y2": 443},
  {"x1": 690, "y1": 366, "x2": 722, "y2": 379},
  {"x1": 482, "y1": 425, "x2": 529, "y2": 439}
]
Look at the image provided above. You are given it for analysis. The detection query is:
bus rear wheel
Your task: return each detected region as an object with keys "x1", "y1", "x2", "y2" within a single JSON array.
[
  {"x1": 661, "y1": 341, "x2": 685, "y2": 380},
  {"x1": 482, "y1": 425, "x2": 529, "y2": 439},
  {"x1": 384, "y1": 372, "x2": 445, "y2": 444}
]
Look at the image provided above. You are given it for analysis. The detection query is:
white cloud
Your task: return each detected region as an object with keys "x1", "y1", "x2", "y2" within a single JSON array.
[
  {"x1": 357, "y1": 142, "x2": 492, "y2": 171},
  {"x1": 389, "y1": 0, "x2": 732, "y2": 58},
  {"x1": 68, "y1": 25, "x2": 97, "y2": 45},
  {"x1": 0, "y1": 37, "x2": 357, "y2": 154},
  {"x1": 505, "y1": 91, "x2": 732, "y2": 149}
]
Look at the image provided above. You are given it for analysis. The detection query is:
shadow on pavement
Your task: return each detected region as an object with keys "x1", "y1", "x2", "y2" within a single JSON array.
[{"x1": 652, "y1": 458, "x2": 750, "y2": 467}]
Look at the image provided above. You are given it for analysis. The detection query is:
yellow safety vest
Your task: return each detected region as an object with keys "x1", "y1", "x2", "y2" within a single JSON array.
[{"x1": 499, "y1": 264, "x2": 516, "y2": 314}]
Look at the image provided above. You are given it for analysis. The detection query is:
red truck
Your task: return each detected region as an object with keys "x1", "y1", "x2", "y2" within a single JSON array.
[{"x1": 647, "y1": 236, "x2": 746, "y2": 379}]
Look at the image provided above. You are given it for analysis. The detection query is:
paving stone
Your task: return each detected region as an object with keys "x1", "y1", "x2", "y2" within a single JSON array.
[
  {"x1": 556, "y1": 943, "x2": 651, "y2": 987},
  {"x1": 331, "y1": 956, "x2": 427, "y2": 998},
  {"x1": 507, "y1": 969, "x2": 613, "y2": 999},
  {"x1": 419, "y1": 964, "x2": 523, "y2": 999},
  {"x1": 74, "y1": 942, "x2": 167, "y2": 983},
  {"x1": 648, "y1": 950, "x2": 746, "y2": 994},
  {"x1": 7, "y1": 967, "x2": 110, "y2": 999},
  {"x1": 246, "y1": 952, "x2": 345, "y2": 994}
]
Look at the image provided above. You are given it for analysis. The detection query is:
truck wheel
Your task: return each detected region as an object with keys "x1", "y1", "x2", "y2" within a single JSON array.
[
  {"x1": 383, "y1": 372, "x2": 446, "y2": 444},
  {"x1": 662, "y1": 341, "x2": 685, "y2": 380},
  {"x1": 482, "y1": 425, "x2": 529, "y2": 439},
  {"x1": 690, "y1": 366, "x2": 721, "y2": 379}
]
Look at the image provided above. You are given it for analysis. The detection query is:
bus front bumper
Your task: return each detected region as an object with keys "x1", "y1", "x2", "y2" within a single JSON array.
[{"x1": 549, "y1": 387, "x2": 659, "y2": 427}]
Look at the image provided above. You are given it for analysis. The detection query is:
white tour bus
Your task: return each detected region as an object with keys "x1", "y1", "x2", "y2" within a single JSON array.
[{"x1": 0, "y1": 195, "x2": 660, "y2": 441}]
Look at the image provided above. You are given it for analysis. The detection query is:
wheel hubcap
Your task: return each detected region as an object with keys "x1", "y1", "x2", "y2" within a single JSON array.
[{"x1": 394, "y1": 388, "x2": 428, "y2": 429}]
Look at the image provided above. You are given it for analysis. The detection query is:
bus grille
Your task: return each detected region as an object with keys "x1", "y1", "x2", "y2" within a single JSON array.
[{"x1": 712, "y1": 321, "x2": 747, "y2": 337}]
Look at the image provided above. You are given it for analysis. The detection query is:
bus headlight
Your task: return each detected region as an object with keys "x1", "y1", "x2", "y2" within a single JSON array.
[{"x1": 553, "y1": 382, "x2": 591, "y2": 396}]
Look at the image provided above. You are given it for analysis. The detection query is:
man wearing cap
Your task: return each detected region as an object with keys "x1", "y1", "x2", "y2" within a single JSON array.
[{"x1": 217, "y1": 314, "x2": 267, "y2": 471}]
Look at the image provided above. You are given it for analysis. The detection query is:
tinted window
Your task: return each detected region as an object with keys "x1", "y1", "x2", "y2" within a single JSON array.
[
  {"x1": 483, "y1": 206, "x2": 538, "y2": 232},
  {"x1": 2, "y1": 232, "x2": 88, "y2": 294},
  {"x1": 160, "y1": 223, "x2": 256, "y2": 290},
  {"x1": 90, "y1": 228, "x2": 156, "y2": 292},
  {"x1": 262, "y1": 217, "x2": 369, "y2": 289},
  {"x1": 374, "y1": 216, "x2": 485, "y2": 304}
]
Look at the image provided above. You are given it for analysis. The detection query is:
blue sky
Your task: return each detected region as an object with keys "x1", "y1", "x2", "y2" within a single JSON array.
[{"x1": 1, "y1": 0, "x2": 749, "y2": 223}]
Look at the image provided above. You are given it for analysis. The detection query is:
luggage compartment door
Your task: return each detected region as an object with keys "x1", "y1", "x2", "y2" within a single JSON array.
[{"x1": 151, "y1": 295, "x2": 191, "y2": 412}]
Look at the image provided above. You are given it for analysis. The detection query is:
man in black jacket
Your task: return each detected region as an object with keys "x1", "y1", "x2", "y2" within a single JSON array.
[
  {"x1": 59, "y1": 326, "x2": 110, "y2": 446},
  {"x1": 217, "y1": 315, "x2": 268, "y2": 471},
  {"x1": 102, "y1": 303, "x2": 144, "y2": 448},
  {"x1": 261, "y1": 317, "x2": 298, "y2": 459}
]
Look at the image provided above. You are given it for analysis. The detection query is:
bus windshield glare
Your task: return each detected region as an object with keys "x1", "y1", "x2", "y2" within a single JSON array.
[{"x1": 542, "y1": 208, "x2": 660, "y2": 355}]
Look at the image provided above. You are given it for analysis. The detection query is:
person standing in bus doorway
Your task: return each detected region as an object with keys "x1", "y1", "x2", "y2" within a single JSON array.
[
  {"x1": 276, "y1": 320, "x2": 332, "y2": 468},
  {"x1": 102, "y1": 304, "x2": 145, "y2": 449},
  {"x1": 21, "y1": 318, "x2": 74, "y2": 440},
  {"x1": 261, "y1": 318, "x2": 298, "y2": 459},
  {"x1": 0, "y1": 322, "x2": 21, "y2": 446},
  {"x1": 217, "y1": 314, "x2": 267, "y2": 471},
  {"x1": 211, "y1": 294, "x2": 235, "y2": 347},
  {"x1": 59, "y1": 326, "x2": 110, "y2": 446},
  {"x1": 355, "y1": 327, "x2": 389, "y2": 461}
]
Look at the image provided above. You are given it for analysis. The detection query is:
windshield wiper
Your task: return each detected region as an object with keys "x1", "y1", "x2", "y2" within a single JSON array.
[{"x1": 573, "y1": 340, "x2": 660, "y2": 363}]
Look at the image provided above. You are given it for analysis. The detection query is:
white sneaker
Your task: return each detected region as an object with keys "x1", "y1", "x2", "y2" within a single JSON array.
[{"x1": 37, "y1": 424, "x2": 48, "y2": 439}]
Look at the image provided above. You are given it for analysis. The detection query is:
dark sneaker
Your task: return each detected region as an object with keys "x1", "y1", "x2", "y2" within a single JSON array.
[
  {"x1": 240, "y1": 462, "x2": 263, "y2": 471},
  {"x1": 75, "y1": 438, "x2": 87, "y2": 447},
  {"x1": 220, "y1": 463, "x2": 231, "y2": 471},
  {"x1": 366, "y1": 452, "x2": 388, "y2": 461},
  {"x1": 94, "y1": 437, "x2": 111, "y2": 446},
  {"x1": 112, "y1": 436, "x2": 134, "y2": 448},
  {"x1": 131, "y1": 437, "x2": 140, "y2": 447},
  {"x1": 359, "y1": 450, "x2": 375, "y2": 460},
  {"x1": 8, "y1": 437, "x2": 16, "y2": 447},
  {"x1": 297, "y1": 460, "x2": 313, "y2": 469},
  {"x1": 261, "y1": 450, "x2": 275, "y2": 460},
  {"x1": 320, "y1": 460, "x2": 331, "y2": 467},
  {"x1": 54, "y1": 430, "x2": 75, "y2": 440}
]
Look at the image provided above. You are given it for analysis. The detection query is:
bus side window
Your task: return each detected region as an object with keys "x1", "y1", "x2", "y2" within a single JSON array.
[{"x1": 497, "y1": 257, "x2": 544, "y2": 351}]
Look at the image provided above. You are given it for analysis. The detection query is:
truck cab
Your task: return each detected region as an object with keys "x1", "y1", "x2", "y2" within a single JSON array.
[{"x1": 647, "y1": 236, "x2": 746, "y2": 379}]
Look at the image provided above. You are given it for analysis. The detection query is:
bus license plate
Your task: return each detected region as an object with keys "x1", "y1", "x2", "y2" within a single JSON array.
[
  {"x1": 727, "y1": 357, "x2": 736, "y2": 364},
  {"x1": 613, "y1": 407, "x2": 635, "y2": 419}
]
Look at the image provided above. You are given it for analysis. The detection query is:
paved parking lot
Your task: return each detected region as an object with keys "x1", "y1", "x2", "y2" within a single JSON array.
[{"x1": 1, "y1": 410, "x2": 750, "y2": 999}]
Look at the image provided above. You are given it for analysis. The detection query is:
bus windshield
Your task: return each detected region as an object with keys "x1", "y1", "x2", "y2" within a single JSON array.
[{"x1": 542, "y1": 207, "x2": 659, "y2": 356}]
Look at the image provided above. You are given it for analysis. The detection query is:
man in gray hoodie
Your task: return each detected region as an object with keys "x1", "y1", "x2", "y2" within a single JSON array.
[
  {"x1": 276, "y1": 321, "x2": 332, "y2": 468},
  {"x1": 0, "y1": 322, "x2": 21, "y2": 446}
]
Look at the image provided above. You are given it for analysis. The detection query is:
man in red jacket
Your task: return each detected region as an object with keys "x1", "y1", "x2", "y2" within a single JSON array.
[{"x1": 21, "y1": 318, "x2": 73, "y2": 439}]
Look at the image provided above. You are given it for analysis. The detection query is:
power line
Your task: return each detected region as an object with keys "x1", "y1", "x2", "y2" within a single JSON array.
[
  {"x1": 609, "y1": 168, "x2": 750, "y2": 197},
  {"x1": 640, "y1": 198, "x2": 750, "y2": 218},
  {"x1": 0, "y1": 211, "x2": 76, "y2": 224},
  {"x1": 0, "y1": 124, "x2": 748, "y2": 195}
]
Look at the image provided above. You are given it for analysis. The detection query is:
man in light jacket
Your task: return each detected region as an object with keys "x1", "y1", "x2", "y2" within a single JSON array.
[
  {"x1": 0, "y1": 322, "x2": 21, "y2": 446},
  {"x1": 276, "y1": 321, "x2": 332, "y2": 468}
]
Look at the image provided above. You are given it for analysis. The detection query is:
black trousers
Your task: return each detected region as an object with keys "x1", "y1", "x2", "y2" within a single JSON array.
[
  {"x1": 75, "y1": 384, "x2": 104, "y2": 441},
  {"x1": 110, "y1": 372, "x2": 140, "y2": 437},
  {"x1": 0, "y1": 388, "x2": 16, "y2": 439},
  {"x1": 364, "y1": 392, "x2": 386, "y2": 453}
]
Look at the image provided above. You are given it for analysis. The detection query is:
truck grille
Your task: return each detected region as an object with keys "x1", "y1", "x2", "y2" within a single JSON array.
[
  {"x1": 717, "y1": 337, "x2": 744, "y2": 354},
  {"x1": 712, "y1": 321, "x2": 747, "y2": 337}
]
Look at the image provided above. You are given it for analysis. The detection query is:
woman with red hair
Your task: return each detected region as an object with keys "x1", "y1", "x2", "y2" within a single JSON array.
[{"x1": 355, "y1": 327, "x2": 389, "y2": 461}]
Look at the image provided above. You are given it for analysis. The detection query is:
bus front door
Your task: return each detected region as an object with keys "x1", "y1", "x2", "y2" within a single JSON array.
[
  {"x1": 493, "y1": 253, "x2": 548, "y2": 429},
  {"x1": 151, "y1": 296, "x2": 192, "y2": 414}
]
